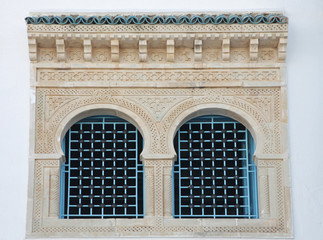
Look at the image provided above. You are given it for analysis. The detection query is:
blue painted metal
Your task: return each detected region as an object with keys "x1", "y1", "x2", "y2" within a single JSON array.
[
  {"x1": 25, "y1": 14, "x2": 287, "y2": 25},
  {"x1": 60, "y1": 115, "x2": 144, "y2": 219},
  {"x1": 173, "y1": 115, "x2": 258, "y2": 219}
]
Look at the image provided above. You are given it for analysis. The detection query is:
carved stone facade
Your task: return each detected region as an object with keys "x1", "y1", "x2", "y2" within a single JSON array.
[{"x1": 26, "y1": 13, "x2": 292, "y2": 238}]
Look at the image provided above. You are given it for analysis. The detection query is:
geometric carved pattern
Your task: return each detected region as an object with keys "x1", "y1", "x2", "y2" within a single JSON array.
[
  {"x1": 27, "y1": 23, "x2": 288, "y2": 33},
  {"x1": 39, "y1": 48, "x2": 57, "y2": 62},
  {"x1": 35, "y1": 87, "x2": 281, "y2": 155},
  {"x1": 127, "y1": 96, "x2": 189, "y2": 121},
  {"x1": 45, "y1": 95, "x2": 77, "y2": 120},
  {"x1": 33, "y1": 159, "x2": 286, "y2": 234},
  {"x1": 237, "y1": 95, "x2": 274, "y2": 122},
  {"x1": 38, "y1": 69, "x2": 280, "y2": 83}
]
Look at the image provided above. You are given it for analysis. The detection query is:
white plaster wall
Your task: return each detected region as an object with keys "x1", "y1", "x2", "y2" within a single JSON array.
[{"x1": 0, "y1": 0, "x2": 322, "y2": 239}]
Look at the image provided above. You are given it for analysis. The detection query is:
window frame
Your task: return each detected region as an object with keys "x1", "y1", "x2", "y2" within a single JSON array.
[
  {"x1": 173, "y1": 115, "x2": 259, "y2": 219},
  {"x1": 60, "y1": 115, "x2": 145, "y2": 219}
]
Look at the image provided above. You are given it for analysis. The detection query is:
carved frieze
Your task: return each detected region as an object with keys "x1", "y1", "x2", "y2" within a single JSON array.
[{"x1": 37, "y1": 69, "x2": 280, "y2": 85}]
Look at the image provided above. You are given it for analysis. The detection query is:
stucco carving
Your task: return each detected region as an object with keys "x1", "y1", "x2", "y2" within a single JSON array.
[
  {"x1": 26, "y1": 12, "x2": 291, "y2": 238},
  {"x1": 38, "y1": 69, "x2": 280, "y2": 84},
  {"x1": 35, "y1": 87, "x2": 281, "y2": 156},
  {"x1": 27, "y1": 23, "x2": 288, "y2": 33}
]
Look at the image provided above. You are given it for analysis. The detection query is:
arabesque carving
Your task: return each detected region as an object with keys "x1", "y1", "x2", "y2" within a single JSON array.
[{"x1": 35, "y1": 87, "x2": 281, "y2": 155}]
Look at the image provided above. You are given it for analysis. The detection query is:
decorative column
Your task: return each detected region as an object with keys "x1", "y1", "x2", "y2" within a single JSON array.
[
  {"x1": 163, "y1": 165, "x2": 173, "y2": 217},
  {"x1": 142, "y1": 154, "x2": 175, "y2": 221}
]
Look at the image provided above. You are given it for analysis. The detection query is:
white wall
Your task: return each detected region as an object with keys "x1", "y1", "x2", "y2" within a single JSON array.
[{"x1": 0, "y1": 0, "x2": 322, "y2": 239}]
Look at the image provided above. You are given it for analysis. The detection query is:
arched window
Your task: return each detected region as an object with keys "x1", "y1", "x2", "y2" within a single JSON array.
[
  {"x1": 173, "y1": 115, "x2": 258, "y2": 218},
  {"x1": 60, "y1": 115, "x2": 144, "y2": 219}
]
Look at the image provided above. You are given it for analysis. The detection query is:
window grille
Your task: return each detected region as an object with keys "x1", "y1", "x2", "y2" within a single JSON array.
[
  {"x1": 173, "y1": 115, "x2": 258, "y2": 218},
  {"x1": 60, "y1": 115, "x2": 144, "y2": 219}
]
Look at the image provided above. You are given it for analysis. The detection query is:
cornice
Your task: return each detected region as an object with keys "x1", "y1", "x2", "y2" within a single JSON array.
[
  {"x1": 25, "y1": 14, "x2": 287, "y2": 25},
  {"x1": 26, "y1": 12, "x2": 288, "y2": 64}
]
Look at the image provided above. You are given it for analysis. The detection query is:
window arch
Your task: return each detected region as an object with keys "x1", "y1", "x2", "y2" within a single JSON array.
[
  {"x1": 173, "y1": 115, "x2": 258, "y2": 218},
  {"x1": 60, "y1": 115, "x2": 144, "y2": 219}
]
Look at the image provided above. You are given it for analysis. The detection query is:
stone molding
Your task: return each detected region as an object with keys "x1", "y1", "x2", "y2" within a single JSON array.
[{"x1": 26, "y1": 12, "x2": 291, "y2": 238}]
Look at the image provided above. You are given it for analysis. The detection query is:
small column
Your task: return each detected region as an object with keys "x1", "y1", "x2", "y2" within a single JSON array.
[
  {"x1": 56, "y1": 39, "x2": 66, "y2": 62},
  {"x1": 250, "y1": 38, "x2": 259, "y2": 61},
  {"x1": 278, "y1": 37, "x2": 287, "y2": 61},
  {"x1": 166, "y1": 39, "x2": 175, "y2": 62},
  {"x1": 139, "y1": 40, "x2": 147, "y2": 62},
  {"x1": 222, "y1": 38, "x2": 230, "y2": 61},
  {"x1": 142, "y1": 154, "x2": 175, "y2": 218},
  {"x1": 144, "y1": 165, "x2": 155, "y2": 217},
  {"x1": 83, "y1": 39, "x2": 92, "y2": 62},
  {"x1": 163, "y1": 165, "x2": 173, "y2": 217},
  {"x1": 194, "y1": 39, "x2": 202, "y2": 61},
  {"x1": 111, "y1": 39, "x2": 119, "y2": 62}
]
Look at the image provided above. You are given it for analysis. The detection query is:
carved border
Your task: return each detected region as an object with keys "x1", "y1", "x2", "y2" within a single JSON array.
[
  {"x1": 31, "y1": 159, "x2": 287, "y2": 236},
  {"x1": 37, "y1": 68, "x2": 280, "y2": 85},
  {"x1": 27, "y1": 24, "x2": 288, "y2": 33}
]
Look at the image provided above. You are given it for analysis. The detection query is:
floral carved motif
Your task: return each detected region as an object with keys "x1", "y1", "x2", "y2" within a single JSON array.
[
  {"x1": 39, "y1": 48, "x2": 56, "y2": 62},
  {"x1": 45, "y1": 95, "x2": 77, "y2": 120},
  {"x1": 148, "y1": 49, "x2": 166, "y2": 62},
  {"x1": 203, "y1": 49, "x2": 220, "y2": 62},
  {"x1": 231, "y1": 48, "x2": 249, "y2": 62},
  {"x1": 66, "y1": 48, "x2": 83, "y2": 62},
  {"x1": 92, "y1": 48, "x2": 110, "y2": 62},
  {"x1": 120, "y1": 49, "x2": 139, "y2": 62},
  {"x1": 127, "y1": 96, "x2": 189, "y2": 121},
  {"x1": 238, "y1": 95, "x2": 274, "y2": 121},
  {"x1": 175, "y1": 48, "x2": 193, "y2": 62},
  {"x1": 259, "y1": 48, "x2": 277, "y2": 62}
]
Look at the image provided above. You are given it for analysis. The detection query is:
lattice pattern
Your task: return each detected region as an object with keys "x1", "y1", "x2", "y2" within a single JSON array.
[
  {"x1": 60, "y1": 115, "x2": 144, "y2": 218},
  {"x1": 173, "y1": 116, "x2": 258, "y2": 218},
  {"x1": 27, "y1": 24, "x2": 288, "y2": 33}
]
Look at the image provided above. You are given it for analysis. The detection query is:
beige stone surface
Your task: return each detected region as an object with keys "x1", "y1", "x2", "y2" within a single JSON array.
[{"x1": 26, "y1": 13, "x2": 291, "y2": 238}]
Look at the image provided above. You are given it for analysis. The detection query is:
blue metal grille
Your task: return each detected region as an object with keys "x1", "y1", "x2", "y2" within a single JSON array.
[
  {"x1": 60, "y1": 115, "x2": 144, "y2": 219},
  {"x1": 173, "y1": 115, "x2": 258, "y2": 218}
]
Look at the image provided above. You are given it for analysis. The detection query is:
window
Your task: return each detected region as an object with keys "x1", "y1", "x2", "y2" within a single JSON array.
[
  {"x1": 60, "y1": 115, "x2": 144, "y2": 219},
  {"x1": 26, "y1": 12, "x2": 291, "y2": 238},
  {"x1": 173, "y1": 115, "x2": 258, "y2": 219}
]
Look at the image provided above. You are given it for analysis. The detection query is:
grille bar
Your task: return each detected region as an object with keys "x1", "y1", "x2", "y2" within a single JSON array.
[
  {"x1": 173, "y1": 116, "x2": 258, "y2": 218},
  {"x1": 60, "y1": 116, "x2": 144, "y2": 219}
]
